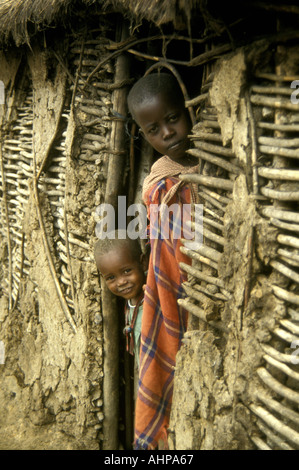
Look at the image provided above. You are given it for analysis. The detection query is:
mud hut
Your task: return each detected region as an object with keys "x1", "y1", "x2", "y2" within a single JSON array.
[{"x1": 0, "y1": 0, "x2": 299, "y2": 451}]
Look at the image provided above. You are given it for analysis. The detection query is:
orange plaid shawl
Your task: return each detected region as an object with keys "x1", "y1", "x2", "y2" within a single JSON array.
[{"x1": 134, "y1": 156, "x2": 198, "y2": 449}]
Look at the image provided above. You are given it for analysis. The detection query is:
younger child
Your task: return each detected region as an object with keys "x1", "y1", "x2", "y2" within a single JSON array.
[
  {"x1": 94, "y1": 230, "x2": 147, "y2": 369},
  {"x1": 127, "y1": 72, "x2": 199, "y2": 450}
]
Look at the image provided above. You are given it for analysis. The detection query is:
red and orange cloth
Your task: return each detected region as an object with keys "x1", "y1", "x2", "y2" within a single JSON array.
[{"x1": 134, "y1": 156, "x2": 198, "y2": 450}]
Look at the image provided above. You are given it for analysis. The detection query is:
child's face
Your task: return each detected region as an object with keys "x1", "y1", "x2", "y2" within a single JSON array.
[
  {"x1": 96, "y1": 246, "x2": 146, "y2": 305},
  {"x1": 134, "y1": 93, "x2": 191, "y2": 162}
]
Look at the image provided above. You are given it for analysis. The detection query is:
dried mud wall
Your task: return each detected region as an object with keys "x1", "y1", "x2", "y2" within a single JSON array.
[
  {"x1": 170, "y1": 43, "x2": 299, "y2": 450},
  {"x1": 0, "y1": 19, "x2": 125, "y2": 449}
]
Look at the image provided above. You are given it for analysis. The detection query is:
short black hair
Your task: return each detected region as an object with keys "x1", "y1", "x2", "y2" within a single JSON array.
[
  {"x1": 94, "y1": 229, "x2": 142, "y2": 265},
  {"x1": 127, "y1": 72, "x2": 185, "y2": 122}
]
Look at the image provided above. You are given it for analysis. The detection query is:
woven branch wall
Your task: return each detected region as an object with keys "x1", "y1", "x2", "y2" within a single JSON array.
[
  {"x1": 169, "y1": 43, "x2": 299, "y2": 450},
  {"x1": 0, "y1": 18, "x2": 123, "y2": 449}
]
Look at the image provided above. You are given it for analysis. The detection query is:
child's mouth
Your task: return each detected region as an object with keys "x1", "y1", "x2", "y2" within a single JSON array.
[
  {"x1": 168, "y1": 140, "x2": 182, "y2": 151},
  {"x1": 119, "y1": 286, "x2": 133, "y2": 295}
]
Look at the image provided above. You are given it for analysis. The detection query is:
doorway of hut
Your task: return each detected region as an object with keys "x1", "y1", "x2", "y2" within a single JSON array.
[
  {"x1": 97, "y1": 1, "x2": 285, "y2": 450},
  {"x1": 113, "y1": 16, "x2": 206, "y2": 450},
  {"x1": 103, "y1": 0, "x2": 271, "y2": 448}
]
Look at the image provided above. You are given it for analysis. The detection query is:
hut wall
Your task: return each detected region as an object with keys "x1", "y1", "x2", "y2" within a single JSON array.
[
  {"x1": 0, "y1": 18, "x2": 125, "y2": 449},
  {"x1": 169, "y1": 41, "x2": 299, "y2": 450}
]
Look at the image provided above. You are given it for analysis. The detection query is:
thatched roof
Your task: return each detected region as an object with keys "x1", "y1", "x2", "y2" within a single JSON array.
[
  {"x1": 0, "y1": 0, "x2": 201, "y2": 45},
  {"x1": 106, "y1": 0, "x2": 201, "y2": 27}
]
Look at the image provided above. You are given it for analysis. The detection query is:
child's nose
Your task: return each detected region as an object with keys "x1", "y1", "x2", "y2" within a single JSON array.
[
  {"x1": 117, "y1": 276, "x2": 127, "y2": 286},
  {"x1": 162, "y1": 125, "x2": 174, "y2": 140}
]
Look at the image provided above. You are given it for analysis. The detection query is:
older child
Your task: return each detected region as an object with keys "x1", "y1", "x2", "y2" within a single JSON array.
[
  {"x1": 94, "y1": 231, "x2": 147, "y2": 368},
  {"x1": 127, "y1": 73, "x2": 198, "y2": 449}
]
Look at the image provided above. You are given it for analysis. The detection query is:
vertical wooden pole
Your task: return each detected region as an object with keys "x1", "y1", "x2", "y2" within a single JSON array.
[{"x1": 102, "y1": 19, "x2": 130, "y2": 450}]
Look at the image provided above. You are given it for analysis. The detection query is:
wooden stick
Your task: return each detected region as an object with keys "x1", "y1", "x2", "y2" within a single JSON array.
[
  {"x1": 203, "y1": 225, "x2": 225, "y2": 246},
  {"x1": 250, "y1": 93, "x2": 299, "y2": 111},
  {"x1": 250, "y1": 435, "x2": 271, "y2": 450},
  {"x1": 200, "y1": 191, "x2": 226, "y2": 212},
  {"x1": 187, "y1": 148, "x2": 241, "y2": 175},
  {"x1": 201, "y1": 120, "x2": 220, "y2": 130},
  {"x1": 243, "y1": 226, "x2": 254, "y2": 316},
  {"x1": 190, "y1": 131, "x2": 223, "y2": 143},
  {"x1": 288, "y1": 308, "x2": 299, "y2": 321},
  {"x1": 204, "y1": 206, "x2": 225, "y2": 222},
  {"x1": 127, "y1": 48, "x2": 189, "y2": 66},
  {"x1": 260, "y1": 145, "x2": 299, "y2": 159},
  {"x1": 11, "y1": 232, "x2": 25, "y2": 312},
  {"x1": 192, "y1": 140, "x2": 235, "y2": 158},
  {"x1": 277, "y1": 233, "x2": 299, "y2": 249},
  {"x1": 273, "y1": 327, "x2": 299, "y2": 344},
  {"x1": 178, "y1": 298, "x2": 228, "y2": 332},
  {"x1": 262, "y1": 206, "x2": 299, "y2": 224},
  {"x1": 256, "y1": 367, "x2": 299, "y2": 406},
  {"x1": 259, "y1": 167, "x2": 299, "y2": 181},
  {"x1": 178, "y1": 297, "x2": 206, "y2": 321},
  {"x1": 261, "y1": 186, "x2": 299, "y2": 201},
  {"x1": 259, "y1": 135, "x2": 299, "y2": 148},
  {"x1": 256, "y1": 419, "x2": 294, "y2": 450},
  {"x1": 270, "y1": 259, "x2": 299, "y2": 284},
  {"x1": 263, "y1": 354, "x2": 299, "y2": 382},
  {"x1": 246, "y1": 90, "x2": 259, "y2": 195},
  {"x1": 184, "y1": 280, "x2": 229, "y2": 301},
  {"x1": 102, "y1": 22, "x2": 130, "y2": 451},
  {"x1": 179, "y1": 261, "x2": 225, "y2": 289},
  {"x1": 273, "y1": 284, "x2": 299, "y2": 307},
  {"x1": 258, "y1": 121, "x2": 299, "y2": 132},
  {"x1": 188, "y1": 43, "x2": 232, "y2": 67},
  {"x1": 179, "y1": 173, "x2": 234, "y2": 191},
  {"x1": 256, "y1": 391, "x2": 299, "y2": 427},
  {"x1": 181, "y1": 238, "x2": 222, "y2": 262},
  {"x1": 185, "y1": 93, "x2": 209, "y2": 107},
  {"x1": 251, "y1": 84, "x2": 294, "y2": 95},
  {"x1": 279, "y1": 254, "x2": 299, "y2": 268},
  {"x1": 280, "y1": 318, "x2": 299, "y2": 336},
  {"x1": 180, "y1": 245, "x2": 218, "y2": 270},
  {"x1": 255, "y1": 72, "x2": 299, "y2": 81},
  {"x1": 202, "y1": 216, "x2": 224, "y2": 233},
  {"x1": 250, "y1": 403, "x2": 299, "y2": 448},
  {"x1": 261, "y1": 343, "x2": 294, "y2": 365}
]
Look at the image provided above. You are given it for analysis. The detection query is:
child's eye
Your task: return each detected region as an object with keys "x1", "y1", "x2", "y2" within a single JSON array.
[
  {"x1": 168, "y1": 114, "x2": 178, "y2": 122},
  {"x1": 148, "y1": 125, "x2": 158, "y2": 135},
  {"x1": 124, "y1": 268, "x2": 132, "y2": 274},
  {"x1": 105, "y1": 275, "x2": 115, "y2": 282}
]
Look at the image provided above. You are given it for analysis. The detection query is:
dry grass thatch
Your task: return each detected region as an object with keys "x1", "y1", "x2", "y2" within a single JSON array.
[
  {"x1": 0, "y1": 0, "x2": 81, "y2": 44},
  {"x1": 104, "y1": 0, "x2": 201, "y2": 26},
  {"x1": 0, "y1": 0, "x2": 201, "y2": 45}
]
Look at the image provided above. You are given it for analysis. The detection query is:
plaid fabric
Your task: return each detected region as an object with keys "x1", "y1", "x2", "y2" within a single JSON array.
[{"x1": 134, "y1": 166, "x2": 196, "y2": 450}]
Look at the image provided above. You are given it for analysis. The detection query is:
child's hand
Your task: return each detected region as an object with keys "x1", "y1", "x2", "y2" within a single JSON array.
[{"x1": 142, "y1": 284, "x2": 146, "y2": 292}]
